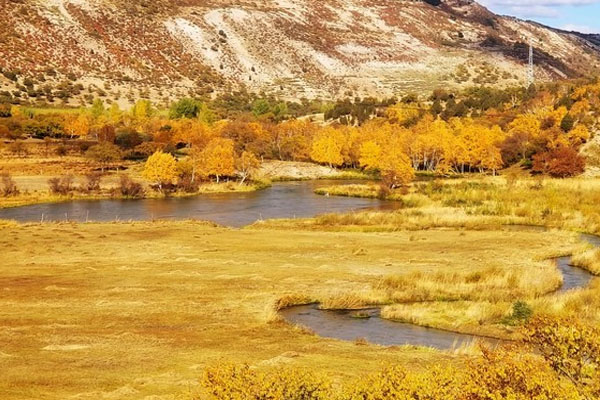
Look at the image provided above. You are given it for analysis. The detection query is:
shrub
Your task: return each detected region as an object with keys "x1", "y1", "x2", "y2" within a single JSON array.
[
  {"x1": 81, "y1": 172, "x2": 102, "y2": 192},
  {"x1": 532, "y1": 146, "x2": 585, "y2": 178},
  {"x1": 118, "y1": 175, "x2": 144, "y2": 198},
  {"x1": 560, "y1": 113, "x2": 575, "y2": 133},
  {"x1": 199, "y1": 364, "x2": 332, "y2": 400},
  {"x1": 522, "y1": 316, "x2": 600, "y2": 398},
  {"x1": 55, "y1": 145, "x2": 68, "y2": 157},
  {"x1": 115, "y1": 129, "x2": 144, "y2": 149},
  {"x1": 48, "y1": 175, "x2": 74, "y2": 195},
  {"x1": 7, "y1": 141, "x2": 28, "y2": 157},
  {"x1": 0, "y1": 173, "x2": 19, "y2": 197},
  {"x1": 501, "y1": 301, "x2": 533, "y2": 325},
  {"x1": 128, "y1": 141, "x2": 162, "y2": 159},
  {"x1": 462, "y1": 347, "x2": 580, "y2": 399},
  {"x1": 85, "y1": 142, "x2": 122, "y2": 172}
]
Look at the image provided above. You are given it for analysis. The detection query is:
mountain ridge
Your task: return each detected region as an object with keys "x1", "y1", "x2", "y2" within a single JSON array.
[{"x1": 1, "y1": 0, "x2": 599, "y2": 105}]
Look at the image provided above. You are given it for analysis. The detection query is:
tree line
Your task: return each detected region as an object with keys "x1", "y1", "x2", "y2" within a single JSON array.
[{"x1": 1, "y1": 79, "x2": 599, "y2": 187}]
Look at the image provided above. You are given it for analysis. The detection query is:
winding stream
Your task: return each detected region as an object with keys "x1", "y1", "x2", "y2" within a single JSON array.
[
  {"x1": 2, "y1": 181, "x2": 598, "y2": 350},
  {"x1": 0, "y1": 180, "x2": 399, "y2": 227},
  {"x1": 281, "y1": 232, "x2": 600, "y2": 350}
]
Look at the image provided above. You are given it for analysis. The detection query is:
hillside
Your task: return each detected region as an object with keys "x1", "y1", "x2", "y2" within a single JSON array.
[{"x1": 1, "y1": 0, "x2": 599, "y2": 106}]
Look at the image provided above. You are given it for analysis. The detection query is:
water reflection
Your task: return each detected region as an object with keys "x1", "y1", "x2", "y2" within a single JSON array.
[{"x1": 0, "y1": 181, "x2": 400, "y2": 227}]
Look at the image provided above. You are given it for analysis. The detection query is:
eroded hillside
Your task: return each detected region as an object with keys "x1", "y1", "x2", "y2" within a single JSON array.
[{"x1": 1, "y1": 0, "x2": 599, "y2": 104}]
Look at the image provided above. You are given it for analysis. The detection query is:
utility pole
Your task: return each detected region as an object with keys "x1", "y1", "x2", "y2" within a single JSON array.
[{"x1": 527, "y1": 38, "x2": 535, "y2": 87}]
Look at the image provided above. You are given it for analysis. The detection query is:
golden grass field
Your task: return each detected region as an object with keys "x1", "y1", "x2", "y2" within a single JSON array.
[{"x1": 0, "y1": 220, "x2": 582, "y2": 400}]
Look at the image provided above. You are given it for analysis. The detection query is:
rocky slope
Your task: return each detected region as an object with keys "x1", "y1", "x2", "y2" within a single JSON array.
[{"x1": 1, "y1": 0, "x2": 599, "y2": 105}]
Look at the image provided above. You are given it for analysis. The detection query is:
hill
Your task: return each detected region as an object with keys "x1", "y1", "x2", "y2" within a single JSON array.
[{"x1": 1, "y1": 0, "x2": 599, "y2": 106}]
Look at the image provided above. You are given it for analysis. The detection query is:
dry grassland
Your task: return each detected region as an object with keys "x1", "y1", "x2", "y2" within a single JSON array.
[{"x1": 0, "y1": 221, "x2": 577, "y2": 399}]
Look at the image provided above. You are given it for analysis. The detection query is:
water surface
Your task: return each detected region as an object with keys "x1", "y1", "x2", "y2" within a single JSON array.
[
  {"x1": 0, "y1": 180, "x2": 398, "y2": 227},
  {"x1": 281, "y1": 231, "x2": 600, "y2": 349},
  {"x1": 280, "y1": 305, "x2": 501, "y2": 349}
]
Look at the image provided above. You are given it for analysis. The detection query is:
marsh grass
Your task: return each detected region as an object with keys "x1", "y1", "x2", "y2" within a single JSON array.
[
  {"x1": 319, "y1": 292, "x2": 384, "y2": 310},
  {"x1": 377, "y1": 264, "x2": 562, "y2": 303},
  {"x1": 273, "y1": 176, "x2": 600, "y2": 236},
  {"x1": 571, "y1": 248, "x2": 600, "y2": 275}
]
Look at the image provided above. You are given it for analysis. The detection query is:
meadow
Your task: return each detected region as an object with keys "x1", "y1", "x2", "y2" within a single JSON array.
[
  {"x1": 1, "y1": 80, "x2": 599, "y2": 399},
  {"x1": 0, "y1": 219, "x2": 580, "y2": 399}
]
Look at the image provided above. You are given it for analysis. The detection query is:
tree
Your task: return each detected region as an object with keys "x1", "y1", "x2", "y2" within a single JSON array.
[
  {"x1": 359, "y1": 138, "x2": 414, "y2": 188},
  {"x1": 271, "y1": 120, "x2": 315, "y2": 161},
  {"x1": 173, "y1": 119, "x2": 216, "y2": 150},
  {"x1": 195, "y1": 138, "x2": 235, "y2": 183},
  {"x1": 90, "y1": 99, "x2": 105, "y2": 119},
  {"x1": 235, "y1": 151, "x2": 260, "y2": 184},
  {"x1": 310, "y1": 128, "x2": 345, "y2": 167},
  {"x1": 64, "y1": 114, "x2": 90, "y2": 139},
  {"x1": 85, "y1": 143, "x2": 122, "y2": 172},
  {"x1": 96, "y1": 124, "x2": 116, "y2": 143},
  {"x1": 143, "y1": 151, "x2": 177, "y2": 191},
  {"x1": 385, "y1": 103, "x2": 421, "y2": 126},
  {"x1": 560, "y1": 113, "x2": 575, "y2": 133},
  {"x1": 358, "y1": 141, "x2": 382, "y2": 170},
  {"x1": 506, "y1": 114, "x2": 542, "y2": 161},
  {"x1": 378, "y1": 146, "x2": 415, "y2": 188},
  {"x1": 131, "y1": 100, "x2": 154, "y2": 121},
  {"x1": 170, "y1": 98, "x2": 201, "y2": 119}
]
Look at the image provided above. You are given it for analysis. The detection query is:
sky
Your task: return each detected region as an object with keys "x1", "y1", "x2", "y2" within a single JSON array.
[{"x1": 478, "y1": 0, "x2": 600, "y2": 33}]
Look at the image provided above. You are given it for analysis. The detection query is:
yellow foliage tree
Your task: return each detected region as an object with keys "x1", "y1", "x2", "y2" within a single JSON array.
[
  {"x1": 143, "y1": 151, "x2": 177, "y2": 191},
  {"x1": 195, "y1": 138, "x2": 235, "y2": 183},
  {"x1": 358, "y1": 141, "x2": 382, "y2": 170},
  {"x1": 385, "y1": 103, "x2": 422, "y2": 126},
  {"x1": 64, "y1": 114, "x2": 91, "y2": 139},
  {"x1": 359, "y1": 138, "x2": 414, "y2": 188},
  {"x1": 235, "y1": 151, "x2": 261, "y2": 185},
  {"x1": 310, "y1": 128, "x2": 345, "y2": 168},
  {"x1": 272, "y1": 119, "x2": 316, "y2": 161},
  {"x1": 569, "y1": 124, "x2": 590, "y2": 146}
]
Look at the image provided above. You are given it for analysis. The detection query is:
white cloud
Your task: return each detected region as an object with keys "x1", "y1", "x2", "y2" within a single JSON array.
[
  {"x1": 560, "y1": 23, "x2": 598, "y2": 32},
  {"x1": 506, "y1": 5, "x2": 561, "y2": 17}
]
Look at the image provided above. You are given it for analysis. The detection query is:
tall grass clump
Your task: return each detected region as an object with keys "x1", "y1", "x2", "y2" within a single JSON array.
[
  {"x1": 377, "y1": 264, "x2": 561, "y2": 303},
  {"x1": 571, "y1": 248, "x2": 600, "y2": 275}
]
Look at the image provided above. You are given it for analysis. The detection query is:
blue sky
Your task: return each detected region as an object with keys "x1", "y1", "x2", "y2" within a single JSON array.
[{"x1": 478, "y1": 0, "x2": 600, "y2": 33}]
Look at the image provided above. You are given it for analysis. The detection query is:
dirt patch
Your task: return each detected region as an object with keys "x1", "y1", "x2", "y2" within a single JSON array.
[{"x1": 259, "y1": 160, "x2": 346, "y2": 180}]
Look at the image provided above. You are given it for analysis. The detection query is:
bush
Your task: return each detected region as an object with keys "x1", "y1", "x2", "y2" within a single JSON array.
[
  {"x1": 169, "y1": 98, "x2": 201, "y2": 119},
  {"x1": 7, "y1": 141, "x2": 28, "y2": 157},
  {"x1": 177, "y1": 175, "x2": 199, "y2": 193},
  {"x1": 502, "y1": 300, "x2": 533, "y2": 325},
  {"x1": 55, "y1": 145, "x2": 68, "y2": 157},
  {"x1": 85, "y1": 142, "x2": 122, "y2": 171},
  {"x1": 115, "y1": 129, "x2": 144, "y2": 150},
  {"x1": 199, "y1": 364, "x2": 331, "y2": 400},
  {"x1": 532, "y1": 146, "x2": 586, "y2": 178},
  {"x1": 48, "y1": 175, "x2": 74, "y2": 195},
  {"x1": 0, "y1": 173, "x2": 19, "y2": 197},
  {"x1": 118, "y1": 175, "x2": 144, "y2": 198},
  {"x1": 81, "y1": 172, "x2": 102, "y2": 192}
]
